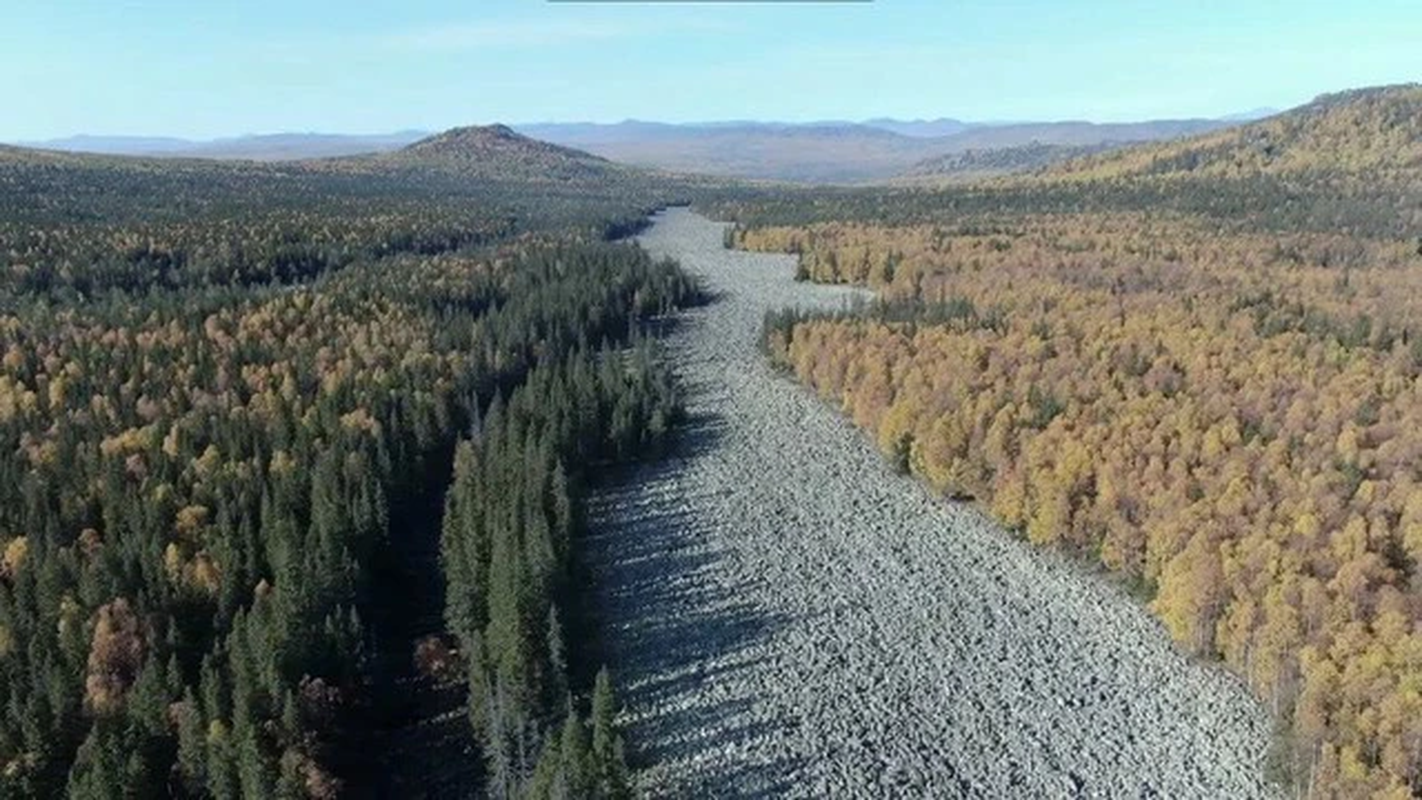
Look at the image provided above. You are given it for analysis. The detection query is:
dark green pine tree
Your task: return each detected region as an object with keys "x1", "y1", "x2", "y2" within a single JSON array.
[
  {"x1": 236, "y1": 724, "x2": 273, "y2": 800},
  {"x1": 590, "y1": 667, "x2": 629, "y2": 799},
  {"x1": 173, "y1": 690, "x2": 208, "y2": 795},
  {"x1": 526, "y1": 730, "x2": 562, "y2": 800},
  {"x1": 65, "y1": 723, "x2": 128, "y2": 800},
  {"x1": 558, "y1": 708, "x2": 591, "y2": 799},
  {"x1": 545, "y1": 606, "x2": 569, "y2": 717},
  {"x1": 441, "y1": 440, "x2": 488, "y2": 652}
]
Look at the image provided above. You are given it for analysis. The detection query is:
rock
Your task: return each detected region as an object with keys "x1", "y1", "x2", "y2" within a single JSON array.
[{"x1": 580, "y1": 208, "x2": 1279, "y2": 799}]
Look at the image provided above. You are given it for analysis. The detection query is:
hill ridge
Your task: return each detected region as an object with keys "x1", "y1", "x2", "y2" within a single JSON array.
[
  {"x1": 1042, "y1": 83, "x2": 1422, "y2": 181},
  {"x1": 400, "y1": 123, "x2": 608, "y2": 161},
  {"x1": 381, "y1": 123, "x2": 637, "y2": 185}
]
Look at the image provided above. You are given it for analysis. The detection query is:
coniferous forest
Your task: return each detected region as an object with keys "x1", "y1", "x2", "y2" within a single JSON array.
[
  {"x1": 0, "y1": 131, "x2": 706, "y2": 797},
  {"x1": 6, "y1": 70, "x2": 1422, "y2": 800}
]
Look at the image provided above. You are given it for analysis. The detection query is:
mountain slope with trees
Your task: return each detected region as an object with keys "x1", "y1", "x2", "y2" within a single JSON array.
[
  {"x1": 722, "y1": 85, "x2": 1422, "y2": 798},
  {"x1": 388, "y1": 125, "x2": 624, "y2": 183},
  {"x1": 0, "y1": 130, "x2": 709, "y2": 798},
  {"x1": 895, "y1": 142, "x2": 1118, "y2": 183},
  {"x1": 1045, "y1": 84, "x2": 1422, "y2": 181}
]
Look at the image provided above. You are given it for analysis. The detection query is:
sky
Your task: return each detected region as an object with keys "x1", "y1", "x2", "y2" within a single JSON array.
[{"x1": 1, "y1": 0, "x2": 1419, "y2": 141}]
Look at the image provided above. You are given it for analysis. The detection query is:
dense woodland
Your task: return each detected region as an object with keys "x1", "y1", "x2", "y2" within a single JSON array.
[
  {"x1": 738, "y1": 86, "x2": 1422, "y2": 798},
  {"x1": 0, "y1": 132, "x2": 703, "y2": 797},
  {"x1": 6, "y1": 82, "x2": 1421, "y2": 798}
]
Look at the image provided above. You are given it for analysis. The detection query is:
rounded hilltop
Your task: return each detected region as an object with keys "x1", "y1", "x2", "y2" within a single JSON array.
[{"x1": 392, "y1": 123, "x2": 616, "y2": 182}]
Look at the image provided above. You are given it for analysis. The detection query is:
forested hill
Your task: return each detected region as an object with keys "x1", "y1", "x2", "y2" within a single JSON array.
[
  {"x1": 0, "y1": 125, "x2": 731, "y2": 300},
  {"x1": 713, "y1": 85, "x2": 1422, "y2": 242},
  {"x1": 0, "y1": 123, "x2": 721, "y2": 797},
  {"x1": 895, "y1": 142, "x2": 1117, "y2": 183},
  {"x1": 722, "y1": 82, "x2": 1422, "y2": 798},
  {"x1": 1045, "y1": 84, "x2": 1422, "y2": 181},
  {"x1": 384, "y1": 124, "x2": 626, "y2": 184}
]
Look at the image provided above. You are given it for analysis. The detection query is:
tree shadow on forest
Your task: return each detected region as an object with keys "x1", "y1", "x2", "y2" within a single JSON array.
[
  {"x1": 578, "y1": 410, "x2": 806, "y2": 796},
  {"x1": 634, "y1": 285, "x2": 724, "y2": 338},
  {"x1": 340, "y1": 442, "x2": 485, "y2": 800}
]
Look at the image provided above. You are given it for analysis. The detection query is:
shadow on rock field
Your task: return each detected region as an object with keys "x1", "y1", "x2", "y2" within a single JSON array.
[
  {"x1": 583, "y1": 410, "x2": 805, "y2": 794},
  {"x1": 581, "y1": 208, "x2": 1278, "y2": 799}
]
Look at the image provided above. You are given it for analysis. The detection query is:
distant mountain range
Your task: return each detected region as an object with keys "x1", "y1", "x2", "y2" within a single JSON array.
[
  {"x1": 19, "y1": 131, "x2": 430, "y2": 161},
  {"x1": 518, "y1": 118, "x2": 1248, "y2": 183},
  {"x1": 861, "y1": 118, "x2": 975, "y2": 138},
  {"x1": 0, "y1": 122, "x2": 679, "y2": 214},
  {"x1": 13, "y1": 110, "x2": 1280, "y2": 183},
  {"x1": 26, "y1": 134, "x2": 200, "y2": 156}
]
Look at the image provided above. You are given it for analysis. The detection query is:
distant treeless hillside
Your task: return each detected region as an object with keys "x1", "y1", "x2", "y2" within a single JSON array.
[
  {"x1": 551, "y1": 124, "x2": 929, "y2": 184},
  {"x1": 861, "y1": 117, "x2": 974, "y2": 138},
  {"x1": 17, "y1": 132, "x2": 427, "y2": 161},
  {"x1": 179, "y1": 132, "x2": 427, "y2": 161},
  {"x1": 523, "y1": 118, "x2": 1241, "y2": 184}
]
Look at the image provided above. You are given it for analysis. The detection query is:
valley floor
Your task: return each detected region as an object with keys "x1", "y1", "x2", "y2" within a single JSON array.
[{"x1": 582, "y1": 208, "x2": 1279, "y2": 798}]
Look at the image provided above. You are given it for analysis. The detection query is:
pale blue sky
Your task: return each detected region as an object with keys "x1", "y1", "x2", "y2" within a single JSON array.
[{"x1": 2, "y1": 0, "x2": 1418, "y2": 140}]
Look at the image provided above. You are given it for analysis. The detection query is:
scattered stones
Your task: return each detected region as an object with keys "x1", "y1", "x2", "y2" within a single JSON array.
[{"x1": 581, "y1": 208, "x2": 1278, "y2": 798}]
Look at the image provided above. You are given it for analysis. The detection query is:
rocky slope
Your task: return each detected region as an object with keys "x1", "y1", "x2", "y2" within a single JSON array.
[{"x1": 582, "y1": 208, "x2": 1279, "y2": 798}]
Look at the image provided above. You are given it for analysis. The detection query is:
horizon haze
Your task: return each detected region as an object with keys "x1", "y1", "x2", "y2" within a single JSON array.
[
  {"x1": 1, "y1": 0, "x2": 1416, "y2": 141},
  {"x1": 12, "y1": 111, "x2": 1274, "y2": 183}
]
